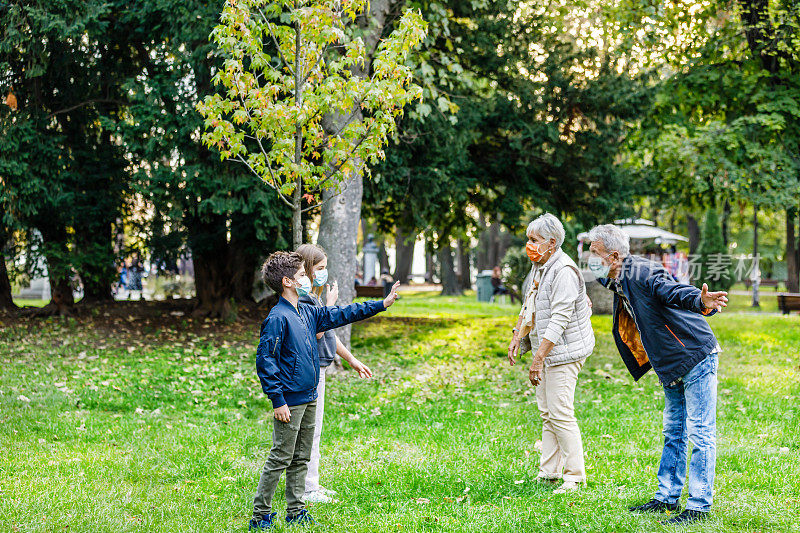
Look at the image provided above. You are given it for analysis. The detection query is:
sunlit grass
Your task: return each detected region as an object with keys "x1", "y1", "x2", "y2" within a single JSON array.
[{"x1": 1, "y1": 296, "x2": 798, "y2": 532}]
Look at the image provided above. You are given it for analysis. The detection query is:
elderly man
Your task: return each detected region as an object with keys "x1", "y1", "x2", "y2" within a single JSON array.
[
  {"x1": 586, "y1": 224, "x2": 728, "y2": 526},
  {"x1": 508, "y1": 213, "x2": 594, "y2": 494}
]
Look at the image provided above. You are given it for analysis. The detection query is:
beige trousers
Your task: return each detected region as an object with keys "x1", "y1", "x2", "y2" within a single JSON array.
[{"x1": 535, "y1": 358, "x2": 586, "y2": 483}]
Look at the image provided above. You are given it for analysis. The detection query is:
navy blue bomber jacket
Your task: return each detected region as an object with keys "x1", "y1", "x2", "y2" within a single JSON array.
[
  {"x1": 598, "y1": 255, "x2": 720, "y2": 386},
  {"x1": 256, "y1": 297, "x2": 386, "y2": 408}
]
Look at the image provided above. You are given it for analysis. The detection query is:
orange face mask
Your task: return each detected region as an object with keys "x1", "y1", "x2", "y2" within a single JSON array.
[{"x1": 526, "y1": 241, "x2": 548, "y2": 263}]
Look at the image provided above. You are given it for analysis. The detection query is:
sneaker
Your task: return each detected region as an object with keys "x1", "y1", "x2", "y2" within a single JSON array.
[
  {"x1": 553, "y1": 480, "x2": 581, "y2": 494},
  {"x1": 302, "y1": 490, "x2": 338, "y2": 503},
  {"x1": 249, "y1": 512, "x2": 277, "y2": 530},
  {"x1": 628, "y1": 498, "x2": 680, "y2": 514},
  {"x1": 535, "y1": 475, "x2": 561, "y2": 485},
  {"x1": 286, "y1": 509, "x2": 316, "y2": 526},
  {"x1": 318, "y1": 486, "x2": 338, "y2": 497},
  {"x1": 660, "y1": 509, "x2": 709, "y2": 525}
]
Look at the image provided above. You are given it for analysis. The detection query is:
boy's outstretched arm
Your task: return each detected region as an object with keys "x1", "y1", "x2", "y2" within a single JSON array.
[
  {"x1": 255, "y1": 316, "x2": 288, "y2": 416},
  {"x1": 313, "y1": 281, "x2": 400, "y2": 333}
]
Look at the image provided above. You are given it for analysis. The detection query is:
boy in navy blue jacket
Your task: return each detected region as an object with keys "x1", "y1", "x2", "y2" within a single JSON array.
[{"x1": 249, "y1": 251, "x2": 399, "y2": 530}]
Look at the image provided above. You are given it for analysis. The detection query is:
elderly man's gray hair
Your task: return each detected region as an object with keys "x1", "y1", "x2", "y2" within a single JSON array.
[
  {"x1": 588, "y1": 224, "x2": 630, "y2": 256},
  {"x1": 526, "y1": 213, "x2": 565, "y2": 248}
]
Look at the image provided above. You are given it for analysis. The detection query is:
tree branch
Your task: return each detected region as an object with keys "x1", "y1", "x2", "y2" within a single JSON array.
[
  {"x1": 46, "y1": 99, "x2": 124, "y2": 118},
  {"x1": 231, "y1": 155, "x2": 294, "y2": 208},
  {"x1": 256, "y1": 6, "x2": 296, "y2": 76},
  {"x1": 311, "y1": 122, "x2": 374, "y2": 192}
]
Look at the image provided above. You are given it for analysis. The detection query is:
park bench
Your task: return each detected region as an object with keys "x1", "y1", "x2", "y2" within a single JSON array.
[
  {"x1": 777, "y1": 293, "x2": 800, "y2": 315},
  {"x1": 744, "y1": 279, "x2": 783, "y2": 290},
  {"x1": 355, "y1": 285, "x2": 385, "y2": 299}
]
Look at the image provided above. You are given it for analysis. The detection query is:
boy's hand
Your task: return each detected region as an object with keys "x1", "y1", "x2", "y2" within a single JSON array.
[
  {"x1": 383, "y1": 281, "x2": 400, "y2": 308},
  {"x1": 349, "y1": 358, "x2": 373, "y2": 379},
  {"x1": 274, "y1": 405, "x2": 291, "y2": 423},
  {"x1": 326, "y1": 280, "x2": 339, "y2": 306}
]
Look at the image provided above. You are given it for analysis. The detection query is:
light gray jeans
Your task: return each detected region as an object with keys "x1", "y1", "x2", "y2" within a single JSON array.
[{"x1": 305, "y1": 365, "x2": 328, "y2": 493}]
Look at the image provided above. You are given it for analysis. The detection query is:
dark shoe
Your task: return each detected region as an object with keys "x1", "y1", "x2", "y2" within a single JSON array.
[
  {"x1": 286, "y1": 509, "x2": 316, "y2": 526},
  {"x1": 661, "y1": 509, "x2": 709, "y2": 525},
  {"x1": 628, "y1": 498, "x2": 680, "y2": 514},
  {"x1": 249, "y1": 512, "x2": 277, "y2": 530}
]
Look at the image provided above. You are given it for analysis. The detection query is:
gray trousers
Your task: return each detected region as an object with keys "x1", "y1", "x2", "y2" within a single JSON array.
[{"x1": 252, "y1": 400, "x2": 317, "y2": 517}]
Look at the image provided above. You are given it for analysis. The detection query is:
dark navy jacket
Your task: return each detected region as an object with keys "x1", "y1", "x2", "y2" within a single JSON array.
[
  {"x1": 256, "y1": 297, "x2": 385, "y2": 408},
  {"x1": 598, "y1": 255, "x2": 719, "y2": 385}
]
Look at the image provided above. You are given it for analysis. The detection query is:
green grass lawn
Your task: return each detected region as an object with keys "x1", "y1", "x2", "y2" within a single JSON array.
[{"x1": 1, "y1": 295, "x2": 798, "y2": 532}]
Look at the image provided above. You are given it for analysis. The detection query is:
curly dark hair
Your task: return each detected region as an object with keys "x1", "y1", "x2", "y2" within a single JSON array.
[{"x1": 261, "y1": 251, "x2": 303, "y2": 295}]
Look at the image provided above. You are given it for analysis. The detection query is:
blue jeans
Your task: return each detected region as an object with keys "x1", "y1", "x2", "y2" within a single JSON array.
[{"x1": 655, "y1": 352, "x2": 718, "y2": 512}]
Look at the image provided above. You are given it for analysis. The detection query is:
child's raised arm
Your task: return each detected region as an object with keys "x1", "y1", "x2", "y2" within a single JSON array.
[{"x1": 311, "y1": 281, "x2": 400, "y2": 332}]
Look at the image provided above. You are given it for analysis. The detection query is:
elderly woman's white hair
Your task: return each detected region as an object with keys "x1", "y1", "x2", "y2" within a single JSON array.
[
  {"x1": 588, "y1": 224, "x2": 630, "y2": 257},
  {"x1": 527, "y1": 213, "x2": 565, "y2": 248}
]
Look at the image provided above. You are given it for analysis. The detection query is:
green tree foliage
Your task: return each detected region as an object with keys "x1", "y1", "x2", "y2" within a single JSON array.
[
  {"x1": 696, "y1": 207, "x2": 735, "y2": 292},
  {"x1": 121, "y1": 0, "x2": 293, "y2": 318},
  {"x1": 198, "y1": 0, "x2": 427, "y2": 247},
  {"x1": 367, "y1": 0, "x2": 645, "y2": 246},
  {"x1": 625, "y1": 1, "x2": 800, "y2": 221},
  {"x1": 1, "y1": 0, "x2": 138, "y2": 312}
]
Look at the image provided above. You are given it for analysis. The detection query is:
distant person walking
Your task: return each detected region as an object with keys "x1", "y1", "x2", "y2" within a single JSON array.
[{"x1": 490, "y1": 266, "x2": 520, "y2": 305}]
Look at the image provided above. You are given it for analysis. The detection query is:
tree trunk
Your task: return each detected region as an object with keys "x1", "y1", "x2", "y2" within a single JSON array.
[
  {"x1": 475, "y1": 216, "x2": 489, "y2": 272},
  {"x1": 75, "y1": 220, "x2": 115, "y2": 303},
  {"x1": 40, "y1": 225, "x2": 75, "y2": 315},
  {"x1": 487, "y1": 221, "x2": 500, "y2": 268},
  {"x1": 189, "y1": 214, "x2": 235, "y2": 319},
  {"x1": 0, "y1": 249, "x2": 17, "y2": 311},
  {"x1": 425, "y1": 241, "x2": 435, "y2": 283},
  {"x1": 439, "y1": 244, "x2": 462, "y2": 296},
  {"x1": 722, "y1": 200, "x2": 731, "y2": 247},
  {"x1": 193, "y1": 248, "x2": 234, "y2": 319},
  {"x1": 393, "y1": 227, "x2": 415, "y2": 284},
  {"x1": 318, "y1": 169, "x2": 363, "y2": 348},
  {"x1": 787, "y1": 207, "x2": 799, "y2": 293},
  {"x1": 752, "y1": 208, "x2": 760, "y2": 308},
  {"x1": 456, "y1": 238, "x2": 471, "y2": 290},
  {"x1": 316, "y1": 0, "x2": 399, "y2": 349},
  {"x1": 687, "y1": 214, "x2": 700, "y2": 255},
  {"x1": 231, "y1": 245, "x2": 258, "y2": 304},
  {"x1": 378, "y1": 238, "x2": 390, "y2": 274}
]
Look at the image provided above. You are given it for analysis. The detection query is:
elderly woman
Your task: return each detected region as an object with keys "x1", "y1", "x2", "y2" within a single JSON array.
[{"x1": 508, "y1": 213, "x2": 595, "y2": 493}]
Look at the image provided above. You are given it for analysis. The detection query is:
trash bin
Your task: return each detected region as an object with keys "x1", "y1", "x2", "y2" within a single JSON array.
[{"x1": 476, "y1": 270, "x2": 494, "y2": 302}]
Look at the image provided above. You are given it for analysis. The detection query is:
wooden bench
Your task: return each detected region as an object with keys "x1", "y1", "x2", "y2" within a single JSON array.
[
  {"x1": 355, "y1": 285, "x2": 385, "y2": 299},
  {"x1": 744, "y1": 279, "x2": 782, "y2": 290},
  {"x1": 777, "y1": 293, "x2": 800, "y2": 315}
]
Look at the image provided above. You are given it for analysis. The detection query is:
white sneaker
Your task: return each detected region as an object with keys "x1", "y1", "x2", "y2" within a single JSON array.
[
  {"x1": 302, "y1": 490, "x2": 338, "y2": 503},
  {"x1": 318, "y1": 486, "x2": 338, "y2": 497},
  {"x1": 553, "y1": 481, "x2": 581, "y2": 494}
]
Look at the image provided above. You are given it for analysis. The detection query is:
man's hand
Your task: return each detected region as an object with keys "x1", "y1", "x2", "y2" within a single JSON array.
[
  {"x1": 508, "y1": 335, "x2": 521, "y2": 366},
  {"x1": 383, "y1": 281, "x2": 400, "y2": 308},
  {"x1": 529, "y1": 354, "x2": 545, "y2": 386},
  {"x1": 349, "y1": 357, "x2": 373, "y2": 379},
  {"x1": 700, "y1": 283, "x2": 728, "y2": 312},
  {"x1": 273, "y1": 405, "x2": 291, "y2": 423},
  {"x1": 326, "y1": 280, "x2": 339, "y2": 306}
]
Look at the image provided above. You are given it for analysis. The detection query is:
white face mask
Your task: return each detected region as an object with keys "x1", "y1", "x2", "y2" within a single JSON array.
[
  {"x1": 295, "y1": 275, "x2": 312, "y2": 296},
  {"x1": 313, "y1": 268, "x2": 328, "y2": 287},
  {"x1": 587, "y1": 253, "x2": 613, "y2": 278}
]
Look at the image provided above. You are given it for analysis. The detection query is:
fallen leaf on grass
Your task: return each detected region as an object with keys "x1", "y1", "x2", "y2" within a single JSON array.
[{"x1": 415, "y1": 497, "x2": 430, "y2": 504}]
